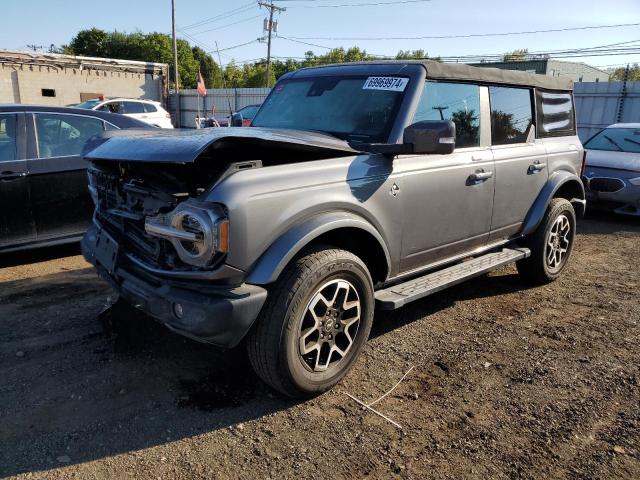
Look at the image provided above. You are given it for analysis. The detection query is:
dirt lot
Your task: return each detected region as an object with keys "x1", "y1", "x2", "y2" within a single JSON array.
[{"x1": 1, "y1": 212, "x2": 638, "y2": 480}]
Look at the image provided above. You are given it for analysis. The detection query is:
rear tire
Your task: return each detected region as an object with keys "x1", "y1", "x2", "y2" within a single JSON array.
[
  {"x1": 517, "y1": 198, "x2": 576, "y2": 284},
  {"x1": 246, "y1": 246, "x2": 374, "y2": 398}
]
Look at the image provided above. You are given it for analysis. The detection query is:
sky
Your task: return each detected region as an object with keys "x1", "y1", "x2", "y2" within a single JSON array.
[{"x1": 0, "y1": 0, "x2": 639, "y2": 70}]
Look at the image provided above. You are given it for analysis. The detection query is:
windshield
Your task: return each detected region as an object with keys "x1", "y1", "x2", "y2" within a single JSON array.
[
  {"x1": 584, "y1": 127, "x2": 640, "y2": 154},
  {"x1": 251, "y1": 75, "x2": 409, "y2": 143},
  {"x1": 76, "y1": 99, "x2": 101, "y2": 109}
]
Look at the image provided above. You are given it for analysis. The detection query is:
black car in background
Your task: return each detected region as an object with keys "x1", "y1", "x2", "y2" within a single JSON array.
[{"x1": 0, "y1": 105, "x2": 151, "y2": 252}]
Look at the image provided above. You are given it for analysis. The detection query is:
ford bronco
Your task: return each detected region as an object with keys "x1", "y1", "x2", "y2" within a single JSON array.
[{"x1": 82, "y1": 61, "x2": 585, "y2": 397}]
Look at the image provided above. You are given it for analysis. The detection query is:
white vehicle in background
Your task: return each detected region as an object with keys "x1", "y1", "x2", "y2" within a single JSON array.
[{"x1": 76, "y1": 97, "x2": 174, "y2": 129}]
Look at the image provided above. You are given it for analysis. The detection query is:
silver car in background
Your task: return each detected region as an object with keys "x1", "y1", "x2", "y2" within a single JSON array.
[{"x1": 583, "y1": 123, "x2": 640, "y2": 216}]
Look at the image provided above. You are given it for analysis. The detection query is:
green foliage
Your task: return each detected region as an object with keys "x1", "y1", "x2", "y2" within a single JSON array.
[{"x1": 609, "y1": 64, "x2": 640, "y2": 81}]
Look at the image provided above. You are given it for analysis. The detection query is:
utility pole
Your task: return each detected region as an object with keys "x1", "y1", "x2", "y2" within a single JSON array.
[
  {"x1": 432, "y1": 106, "x2": 448, "y2": 120},
  {"x1": 171, "y1": 0, "x2": 181, "y2": 127},
  {"x1": 259, "y1": 1, "x2": 285, "y2": 88}
]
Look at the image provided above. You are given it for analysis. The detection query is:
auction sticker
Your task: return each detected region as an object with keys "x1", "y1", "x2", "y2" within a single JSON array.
[{"x1": 363, "y1": 76, "x2": 408, "y2": 92}]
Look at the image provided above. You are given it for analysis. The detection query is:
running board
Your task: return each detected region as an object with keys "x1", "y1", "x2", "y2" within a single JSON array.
[{"x1": 375, "y1": 247, "x2": 530, "y2": 310}]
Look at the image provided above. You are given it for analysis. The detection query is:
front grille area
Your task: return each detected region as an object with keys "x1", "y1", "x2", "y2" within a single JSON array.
[
  {"x1": 89, "y1": 165, "x2": 186, "y2": 270},
  {"x1": 588, "y1": 177, "x2": 625, "y2": 193}
]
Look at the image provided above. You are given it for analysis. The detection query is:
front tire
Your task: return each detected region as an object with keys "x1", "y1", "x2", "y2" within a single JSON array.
[
  {"x1": 247, "y1": 247, "x2": 375, "y2": 398},
  {"x1": 517, "y1": 197, "x2": 576, "y2": 284}
]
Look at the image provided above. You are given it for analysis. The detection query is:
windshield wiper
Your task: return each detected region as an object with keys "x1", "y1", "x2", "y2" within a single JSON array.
[
  {"x1": 603, "y1": 135, "x2": 623, "y2": 151},
  {"x1": 623, "y1": 137, "x2": 640, "y2": 148}
]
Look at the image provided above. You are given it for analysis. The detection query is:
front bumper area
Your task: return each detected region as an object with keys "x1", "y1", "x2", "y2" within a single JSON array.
[
  {"x1": 82, "y1": 225, "x2": 267, "y2": 348},
  {"x1": 583, "y1": 166, "x2": 640, "y2": 216}
]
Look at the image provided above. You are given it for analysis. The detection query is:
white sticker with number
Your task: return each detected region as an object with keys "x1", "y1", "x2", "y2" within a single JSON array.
[{"x1": 362, "y1": 76, "x2": 409, "y2": 92}]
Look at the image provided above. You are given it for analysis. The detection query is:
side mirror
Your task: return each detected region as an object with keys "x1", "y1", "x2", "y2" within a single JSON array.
[
  {"x1": 403, "y1": 120, "x2": 456, "y2": 154},
  {"x1": 231, "y1": 113, "x2": 243, "y2": 127}
]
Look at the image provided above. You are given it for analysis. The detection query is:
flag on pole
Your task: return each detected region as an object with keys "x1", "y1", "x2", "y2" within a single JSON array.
[{"x1": 197, "y1": 69, "x2": 206, "y2": 96}]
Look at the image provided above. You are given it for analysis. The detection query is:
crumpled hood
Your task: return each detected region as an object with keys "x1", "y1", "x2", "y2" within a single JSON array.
[
  {"x1": 83, "y1": 127, "x2": 357, "y2": 163},
  {"x1": 585, "y1": 149, "x2": 640, "y2": 173}
]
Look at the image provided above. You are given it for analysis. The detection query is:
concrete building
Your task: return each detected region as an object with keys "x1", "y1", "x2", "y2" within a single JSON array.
[
  {"x1": 470, "y1": 59, "x2": 610, "y2": 83},
  {"x1": 0, "y1": 50, "x2": 169, "y2": 106}
]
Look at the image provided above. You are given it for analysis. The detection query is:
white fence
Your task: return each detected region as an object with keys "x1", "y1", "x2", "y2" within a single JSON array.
[
  {"x1": 574, "y1": 81, "x2": 640, "y2": 141},
  {"x1": 168, "y1": 88, "x2": 270, "y2": 128}
]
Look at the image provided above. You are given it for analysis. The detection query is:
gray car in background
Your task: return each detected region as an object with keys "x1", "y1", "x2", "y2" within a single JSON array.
[
  {"x1": 81, "y1": 61, "x2": 585, "y2": 397},
  {"x1": 583, "y1": 123, "x2": 640, "y2": 216}
]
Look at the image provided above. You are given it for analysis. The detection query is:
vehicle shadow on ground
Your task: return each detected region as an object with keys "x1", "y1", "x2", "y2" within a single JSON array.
[
  {"x1": 0, "y1": 268, "x2": 295, "y2": 476},
  {"x1": 0, "y1": 242, "x2": 82, "y2": 269},
  {"x1": 580, "y1": 210, "x2": 640, "y2": 235}
]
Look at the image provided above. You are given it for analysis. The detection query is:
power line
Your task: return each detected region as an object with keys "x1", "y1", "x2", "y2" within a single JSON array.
[
  {"x1": 288, "y1": 21, "x2": 640, "y2": 41},
  {"x1": 277, "y1": 0, "x2": 432, "y2": 6},
  {"x1": 180, "y1": 2, "x2": 257, "y2": 30},
  {"x1": 189, "y1": 14, "x2": 263, "y2": 36}
]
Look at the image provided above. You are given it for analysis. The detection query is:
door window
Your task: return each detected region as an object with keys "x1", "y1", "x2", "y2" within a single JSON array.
[
  {"x1": 99, "y1": 102, "x2": 121, "y2": 114},
  {"x1": 489, "y1": 86, "x2": 533, "y2": 145},
  {"x1": 123, "y1": 102, "x2": 145, "y2": 114},
  {"x1": 35, "y1": 114, "x2": 105, "y2": 158},
  {"x1": 413, "y1": 82, "x2": 481, "y2": 148},
  {"x1": 0, "y1": 114, "x2": 17, "y2": 161}
]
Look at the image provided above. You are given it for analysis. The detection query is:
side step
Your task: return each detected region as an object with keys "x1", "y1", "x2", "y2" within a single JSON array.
[{"x1": 375, "y1": 247, "x2": 530, "y2": 310}]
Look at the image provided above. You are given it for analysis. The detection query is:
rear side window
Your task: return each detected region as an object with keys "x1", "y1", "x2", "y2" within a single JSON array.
[
  {"x1": 413, "y1": 81, "x2": 481, "y2": 148},
  {"x1": 143, "y1": 103, "x2": 158, "y2": 113},
  {"x1": 35, "y1": 114, "x2": 104, "y2": 158},
  {"x1": 536, "y1": 90, "x2": 575, "y2": 137},
  {"x1": 489, "y1": 86, "x2": 533, "y2": 145},
  {"x1": 123, "y1": 102, "x2": 145, "y2": 114},
  {"x1": 0, "y1": 114, "x2": 17, "y2": 162}
]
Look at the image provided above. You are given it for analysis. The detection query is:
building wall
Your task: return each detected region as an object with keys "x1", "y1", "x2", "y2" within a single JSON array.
[
  {"x1": 0, "y1": 63, "x2": 164, "y2": 105},
  {"x1": 470, "y1": 60, "x2": 610, "y2": 83},
  {"x1": 546, "y1": 60, "x2": 609, "y2": 83}
]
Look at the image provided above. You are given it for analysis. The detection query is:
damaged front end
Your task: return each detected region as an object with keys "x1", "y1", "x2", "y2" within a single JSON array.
[{"x1": 81, "y1": 127, "x2": 356, "y2": 346}]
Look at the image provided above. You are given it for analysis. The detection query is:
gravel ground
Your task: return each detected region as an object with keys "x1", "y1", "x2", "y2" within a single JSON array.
[{"x1": 0, "y1": 212, "x2": 638, "y2": 480}]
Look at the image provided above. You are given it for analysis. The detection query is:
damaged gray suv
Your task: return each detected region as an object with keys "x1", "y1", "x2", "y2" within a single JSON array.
[{"x1": 82, "y1": 61, "x2": 585, "y2": 397}]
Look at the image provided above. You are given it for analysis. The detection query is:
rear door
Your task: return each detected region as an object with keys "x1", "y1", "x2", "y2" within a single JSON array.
[
  {"x1": 0, "y1": 112, "x2": 36, "y2": 247},
  {"x1": 122, "y1": 101, "x2": 147, "y2": 123},
  {"x1": 27, "y1": 112, "x2": 105, "y2": 240},
  {"x1": 488, "y1": 86, "x2": 547, "y2": 241}
]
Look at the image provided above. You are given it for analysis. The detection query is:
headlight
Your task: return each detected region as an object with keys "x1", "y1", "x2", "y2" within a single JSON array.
[
  {"x1": 629, "y1": 176, "x2": 640, "y2": 186},
  {"x1": 144, "y1": 202, "x2": 229, "y2": 267}
]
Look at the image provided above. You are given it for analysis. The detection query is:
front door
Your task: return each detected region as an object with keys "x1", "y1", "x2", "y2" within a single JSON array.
[
  {"x1": 0, "y1": 113, "x2": 36, "y2": 248},
  {"x1": 487, "y1": 86, "x2": 548, "y2": 241},
  {"x1": 27, "y1": 112, "x2": 103, "y2": 240},
  {"x1": 398, "y1": 81, "x2": 494, "y2": 271}
]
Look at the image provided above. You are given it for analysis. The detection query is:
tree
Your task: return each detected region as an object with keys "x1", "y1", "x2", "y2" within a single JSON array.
[
  {"x1": 63, "y1": 29, "x2": 220, "y2": 89},
  {"x1": 64, "y1": 28, "x2": 108, "y2": 56},
  {"x1": 610, "y1": 64, "x2": 640, "y2": 81},
  {"x1": 451, "y1": 109, "x2": 479, "y2": 147},
  {"x1": 503, "y1": 49, "x2": 528, "y2": 62}
]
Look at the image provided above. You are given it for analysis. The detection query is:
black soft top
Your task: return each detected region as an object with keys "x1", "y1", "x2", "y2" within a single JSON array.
[{"x1": 295, "y1": 60, "x2": 573, "y2": 92}]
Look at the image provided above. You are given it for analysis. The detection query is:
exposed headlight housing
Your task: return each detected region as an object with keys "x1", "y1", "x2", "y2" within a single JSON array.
[{"x1": 144, "y1": 202, "x2": 229, "y2": 267}]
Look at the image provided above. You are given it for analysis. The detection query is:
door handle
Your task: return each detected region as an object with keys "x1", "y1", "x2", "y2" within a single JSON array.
[
  {"x1": 468, "y1": 170, "x2": 493, "y2": 182},
  {"x1": 0, "y1": 171, "x2": 27, "y2": 181},
  {"x1": 528, "y1": 162, "x2": 546, "y2": 173}
]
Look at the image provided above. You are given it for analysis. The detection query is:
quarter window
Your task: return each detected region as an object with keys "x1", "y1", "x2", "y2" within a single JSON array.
[
  {"x1": 413, "y1": 82, "x2": 481, "y2": 148},
  {"x1": 0, "y1": 114, "x2": 17, "y2": 162},
  {"x1": 35, "y1": 114, "x2": 105, "y2": 158},
  {"x1": 123, "y1": 102, "x2": 145, "y2": 114},
  {"x1": 536, "y1": 90, "x2": 575, "y2": 137},
  {"x1": 143, "y1": 103, "x2": 158, "y2": 113},
  {"x1": 489, "y1": 86, "x2": 533, "y2": 145}
]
